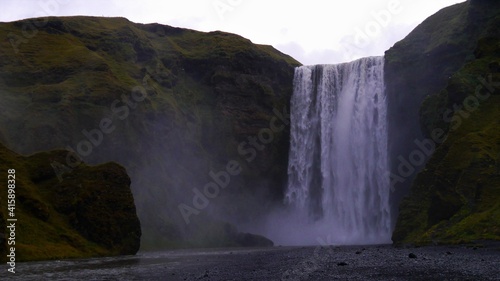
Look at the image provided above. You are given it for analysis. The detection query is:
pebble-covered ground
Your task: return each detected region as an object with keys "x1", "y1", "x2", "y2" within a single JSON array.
[{"x1": 4, "y1": 243, "x2": 500, "y2": 280}]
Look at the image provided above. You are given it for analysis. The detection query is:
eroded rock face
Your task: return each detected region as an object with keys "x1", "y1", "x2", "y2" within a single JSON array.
[
  {"x1": 0, "y1": 143, "x2": 141, "y2": 262},
  {"x1": 385, "y1": 1, "x2": 479, "y2": 217},
  {"x1": 49, "y1": 161, "x2": 142, "y2": 255},
  {"x1": 0, "y1": 16, "x2": 299, "y2": 249},
  {"x1": 387, "y1": 0, "x2": 500, "y2": 244}
]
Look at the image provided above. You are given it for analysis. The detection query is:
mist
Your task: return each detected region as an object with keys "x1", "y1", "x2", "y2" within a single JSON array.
[{"x1": 248, "y1": 58, "x2": 393, "y2": 247}]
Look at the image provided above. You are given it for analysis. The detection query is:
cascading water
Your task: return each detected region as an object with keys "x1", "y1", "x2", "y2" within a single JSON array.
[{"x1": 285, "y1": 56, "x2": 391, "y2": 244}]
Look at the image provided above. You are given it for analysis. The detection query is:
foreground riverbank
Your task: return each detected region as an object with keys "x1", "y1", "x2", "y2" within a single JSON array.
[{"x1": 2, "y1": 243, "x2": 499, "y2": 280}]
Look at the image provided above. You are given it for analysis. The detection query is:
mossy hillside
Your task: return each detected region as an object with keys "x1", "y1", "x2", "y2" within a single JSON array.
[
  {"x1": 385, "y1": 0, "x2": 500, "y2": 229},
  {"x1": 384, "y1": 1, "x2": 500, "y2": 212},
  {"x1": 420, "y1": 35, "x2": 500, "y2": 137},
  {"x1": 393, "y1": 96, "x2": 500, "y2": 244},
  {"x1": 0, "y1": 16, "x2": 300, "y2": 249},
  {"x1": 0, "y1": 142, "x2": 141, "y2": 262},
  {"x1": 392, "y1": 26, "x2": 500, "y2": 244}
]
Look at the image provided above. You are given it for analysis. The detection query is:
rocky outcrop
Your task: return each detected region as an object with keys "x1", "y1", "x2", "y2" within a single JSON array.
[
  {"x1": 0, "y1": 16, "x2": 299, "y2": 249},
  {"x1": 387, "y1": 0, "x2": 500, "y2": 244},
  {"x1": 0, "y1": 142, "x2": 141, "y2": 262}
]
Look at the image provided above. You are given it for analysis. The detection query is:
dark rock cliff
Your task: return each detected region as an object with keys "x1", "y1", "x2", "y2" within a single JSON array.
[
  {"x1": 386, "y1": 0, "x2": 500, "y2": 244},
  {"x1": 0, "y1": 16, "x2": 300, "y2": 250},
  {"x1": 0, "y1": 142, "x2": 141, "y2": 262}
]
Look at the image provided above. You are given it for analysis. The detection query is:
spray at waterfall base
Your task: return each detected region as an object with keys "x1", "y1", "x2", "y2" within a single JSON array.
[{"x1": 262, "y1": 57, "x2": 392, "y2": 246}]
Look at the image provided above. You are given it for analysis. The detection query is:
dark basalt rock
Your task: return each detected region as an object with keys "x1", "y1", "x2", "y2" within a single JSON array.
[
  {"x1": 0, "y1": 16, "x2": 299, "y2": 251},
  {"x1": 0, "y1": 142, "x2": 141, "y2": 262},
  {"x1": 233, "y1": 232, "x2": 274, "y2": 248},
  {"x1": 388, "y1": 0, "x2": 500, "y2": 245}
]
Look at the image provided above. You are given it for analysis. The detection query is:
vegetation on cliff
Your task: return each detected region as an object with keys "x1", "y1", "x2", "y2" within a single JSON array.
[
  {"x1": 0, "y1": 16, "x2": 300, "y2": 250},
  {"x1": 0, "y1": 142, "x2": 141, "y2": 262},
  {"x1": 385, "y1": 0, "x2": 497, "y2": 211},
  {"x1": 389, "y1": 0, "x2": 500, "y2": 244},
  {"x1": 5, "y1": 1, "x2": 497, "y2": 253}
]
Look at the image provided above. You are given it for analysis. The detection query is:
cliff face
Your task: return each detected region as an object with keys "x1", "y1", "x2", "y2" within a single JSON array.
[
  {"x1": 0, "y1": 142, "x2": 141, "y2": 262},
  {"x1": 387, "y1": 0, "x2": 500, "y2": 244},
  {"x1": 0, "y1": 16, "x2": 300, "y2": 249},
  {"x1": 385, "y1": 0, "x2": 492, "y2": 212}
]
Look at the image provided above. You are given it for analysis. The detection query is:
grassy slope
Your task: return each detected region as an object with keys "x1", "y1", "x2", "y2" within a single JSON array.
[
  {"x1": 0, "y1": 16, "x2": 300, "y2": 250},
  {"x1": 391, "y1": 0, "x2": 500, "y2": 244},
  {"x1": 0, "y1": 143, "x2": 141, "y2": 262},
  {"x1": 0, "y1": 17, "x2": 299, "y2": 152},
  {"x1": 384, "y1": 2, "x2": 478, "y2": 220}
]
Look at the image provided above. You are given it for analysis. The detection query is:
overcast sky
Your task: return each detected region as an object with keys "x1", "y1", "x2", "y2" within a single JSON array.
[{"x1": 0, "y1": 0, "x2": 465, "y2": 65}]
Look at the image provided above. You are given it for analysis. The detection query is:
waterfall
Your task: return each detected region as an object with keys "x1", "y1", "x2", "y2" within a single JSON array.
[{"x1": 285, "y1": 56, "x2": 391, "y2": 244}]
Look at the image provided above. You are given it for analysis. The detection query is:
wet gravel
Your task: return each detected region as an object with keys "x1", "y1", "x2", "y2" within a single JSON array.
[{"x1": 3, "y1": 243, "x2": 500, "y2": 280}]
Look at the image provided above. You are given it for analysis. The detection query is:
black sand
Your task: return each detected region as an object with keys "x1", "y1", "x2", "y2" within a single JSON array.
[{"x1": 5, "y1": 243, "x2": 500, "y2": 280}]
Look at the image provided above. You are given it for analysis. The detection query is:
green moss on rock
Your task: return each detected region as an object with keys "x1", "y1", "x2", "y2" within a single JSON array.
[
  {"x1": 0, "y1": 142, "x2": 141, "y2": 262},
  {"x1": 391, "y1": 1, "x2": 500, "y2": 244},
  {"x1": 0, "y1": 16, "x2": 299, "y2": 250}
]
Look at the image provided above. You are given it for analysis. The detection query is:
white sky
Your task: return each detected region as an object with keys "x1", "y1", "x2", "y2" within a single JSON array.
[{"x1": 0, "y1": 0, "x2": 466, "y2": 65}]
